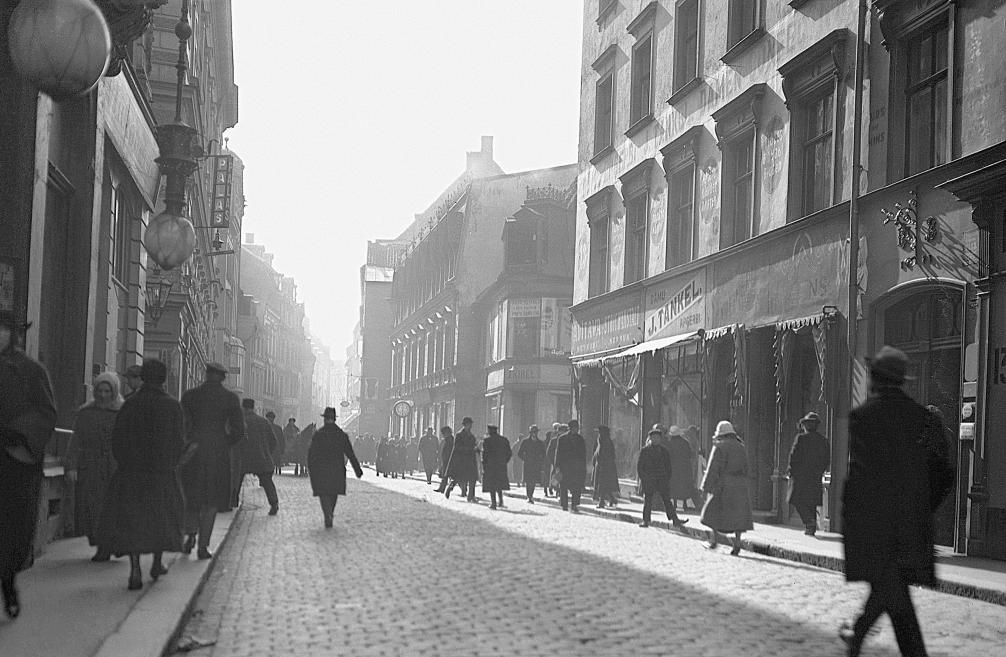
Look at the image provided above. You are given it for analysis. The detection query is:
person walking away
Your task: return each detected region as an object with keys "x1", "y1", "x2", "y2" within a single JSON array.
[
  {"x1": 482, "y1": 425, "x2": 511, "y2": 509},
  {"x1": 555, "y1": 420, "x2": 587, "y2": 512},
  {"x1": 418, "y1": 427, "x2": 439, "y2": 484},
  {"x1": 179, "y1": 362, "x2": 246, "y2": 559},
  {"x1": 283, "y1": 418, "x2": 300, "y2": 474},
  {"x1": 592, "y1": 425, "x2": 620, "y2": 508},
  {"x1": 700, "y1": 421, "x2": 753, "y2": 555},
  {"x1": 445, "y1": 417, "x2": 478, "y2": 502},
  {"x1": 123, "y1": 364, "x2": 143, "y2": 400},
  {"x1": 66, "y1": 372, "x2": 124, "y2": 561},
  {"x1": 240, "y1": 399, "x2": 279, "y2": 515},
  {"x1": 434, "y1": 427, "x2": 455, "y2": 492},
  {"x1": 637, "y1": 429, "x2": 689, "y2": 528},
  {"x1": 308, "y1": 408, "x2": 364, "y2": 528},
  {"x1": 407, "y1": 436, "x2": 420, "y2": 476},
  {"x1": 667, "y1": 425, "x2": 701, "y2": 512},
  {"x1": 787, "y1": 412, "x2": 830, "y2": 536},
  {"x1": 265, "y1": 411, "x2": 285, "y2": 476},
  {"x1": 376, "y1": 436, "x2": 389, "y2": 477},
  {"x1": 543, "y1": 423, "x2": 561, "y2": 497},
  {"x1": 296, "y1": 424, "x2": 315, "y2": 477},
  {"x1": 97, "y1": 359, "x2": 185, "y2": 590},
  {"x1": 0, "y1": 310, "x2": 56, "y2": 619},
  {"x1": 517, "y1": 425, "x2": 546, "y2": 503},
  {"x1": 839, "y1": 346, "x2": 954, "y2": 657}
]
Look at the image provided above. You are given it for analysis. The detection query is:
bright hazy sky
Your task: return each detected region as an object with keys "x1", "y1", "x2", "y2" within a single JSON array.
[{"x1": 226, "y1": 1, "x2": 584, "y2": 359}]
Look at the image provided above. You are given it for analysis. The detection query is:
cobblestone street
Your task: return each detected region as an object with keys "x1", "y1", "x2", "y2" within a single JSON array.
[{"x1": 175, "y1": 475, "x2": 1005, "y2": 657}]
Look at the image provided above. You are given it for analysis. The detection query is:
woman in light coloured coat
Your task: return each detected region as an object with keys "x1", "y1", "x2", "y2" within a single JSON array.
[{"x1": 700, "y1": 420, "x2": 753, "y2": 555}]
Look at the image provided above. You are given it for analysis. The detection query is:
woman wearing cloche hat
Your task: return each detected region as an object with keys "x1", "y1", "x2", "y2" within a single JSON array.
[{"x1": 699, "y1": 420, "x2": 754, "y2": 555}]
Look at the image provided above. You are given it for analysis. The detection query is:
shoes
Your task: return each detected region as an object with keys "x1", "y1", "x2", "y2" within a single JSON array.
[
  {"x1": 639, "y1": 522, "x2": 650, "y2": 528},
  {"x1": 490, "y1": 504, "x2": 497, "y2": 510},
  {"x1": 571, "y1": 506, "x2": 580, "y2": 513},
  {"x1": 2, "y1": 578, "x2": 20, "y2": 619},
  {"x1": 804, "y1": 528, "x2": 816, "y2": 536},
  {"x1": 268, "y1": 505, "x2": 279, "y2": 516},
  {"x1": 528, "y1": 498, "x2": 534, "y2": 504},
  {"x1": 561, "y1": 506, "x2": 568, "y2": 512},
  {"x1": 182, "y1": 534, "x2": 196, "y2": 555},
  {"x1": 91, "y1": 548, "x2": 111, "y2": 562},
  {"x1": 730, "y1": 546, "x2": 741, "y2": 556},
  {"x1": 324, "y1": 518, "x2": 333, "y2": 529},
  {"x1": 839, "y1": 620, "x2": 861, "y2": 657},
  {"x1": 150, "y1": 562, "x2": 168, "y2": 580},
  {"x1": 127, "y1": 573, "x2": 142, "y2": 591},
  {"x1": 703, "y1": 542, "x2": 718, "y2": 550},
  {"x1": 597, "y1": 503, "x2": 605, "y2": 509},
  {"x1": 197, "y1": 548, "x2": 213, "y2": 560},
  {"x1": 499, "y1": 502, "x2": 504, "y2": 508},
  {"x1": 672, "y1": 519, "x2": 689, "y2": 529},
  {"x1": 444, "y1": 487, "x2": 451, "y2": 499}
]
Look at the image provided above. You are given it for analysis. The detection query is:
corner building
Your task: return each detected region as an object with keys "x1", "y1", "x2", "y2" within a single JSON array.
[{"x1": 572, "y1": 0, "x2": 1006, "y2": 559}]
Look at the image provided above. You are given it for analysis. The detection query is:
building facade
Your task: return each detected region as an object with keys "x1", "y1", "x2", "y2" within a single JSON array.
[{"x1": 572, "y1": 0, "x2": 1006, "y2": 559}]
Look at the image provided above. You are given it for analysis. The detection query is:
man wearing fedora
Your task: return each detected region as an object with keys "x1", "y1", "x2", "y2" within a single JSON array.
[
  {"x1": 840, "y1": 345, "x2": 953, "y2": 657},
  {"x1": 787, "y1": 411, "x2": 830, "y2": 536},
  {"x1": 307, "y1": 407, "x2": 363, "y2": 529}
]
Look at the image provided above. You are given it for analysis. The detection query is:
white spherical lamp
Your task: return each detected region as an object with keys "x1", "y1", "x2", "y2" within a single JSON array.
[
  {"x1": 7, "y1": 0, "x2": 112, "y2": 99},
  {"x1": 145, "y1": 211, "x2": 196, "y2": 271}
]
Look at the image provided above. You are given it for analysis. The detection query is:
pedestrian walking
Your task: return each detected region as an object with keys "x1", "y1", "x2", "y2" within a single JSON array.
[
  {"x1": 240, "y1": 399, "x2": 279, "y2": 515},
  {"x1": 376, "y1": 435, "x2": 389, "y2": 477},
  {"x1": 592, "y1": 425, "x2": 620, "y2": 508},
  {"x1": 543, "y1": 423, "x2": 561, "y2": 497},
  {"x1": 516, "y1": 425, "x2": 546, "y2": 503},
  {"x1": 308, "y1": 408, "x2": 364, "y2": 529},
  {"x1": 700, "y1": 421, "x2": 753, "y2": 555},
  {"x1": 283, "y1": 418, "x2": 300, "y2": 474},
  {"x1": 295, "y1": 424, "x2": 315, "y2": 477},
  {"x1": 481, "y1": 425, "x2": 511, "y2": 509},
  {"x1": 637, "y1": 429, "x2": 688, "y2": 528},
  {"x1": 787, "y1": 411, "x2": 830, "y2": 536},
  {"x1": 97, "y1": 359, "x2": 185, "y2": 590},
  {"x1": 445, "y1": 417, "x2": 478, "y2": 502},
  {"x1": 418, "y1": 427, "x2": 439, "y2": 484},
  {"x1": 66, "y1": 371, "x2": 124, "y2": 561},
  {"x1": 123, "y1": 364, "x2": 143, "y2": 399},
  {"x1": 434, "y1": 426, "x2": 455, "y2": 492},
  {"x1": 406, "y1": 436, "x2": 420, "y2": 476},
  {"x1": 0, "y1": 311, "x2": 56, "y2": 619},
  {"x1": 555, "y1": 419, "x2": 586, "y2": 512},
  {"x1": 667, "y1": 425, "x2": 701, "y2": 511},
  {"x1": 839, "y1": 346, "x2": 954, "y2": 657},
  {"x1": 179, "y1": 362, "x2": 246, "y2": 559},
  {"x1": 265, "y1": 411, "x2": 285, "y2": 476}
]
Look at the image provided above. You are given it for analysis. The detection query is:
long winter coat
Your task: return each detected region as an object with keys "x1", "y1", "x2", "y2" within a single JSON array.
[
  {"x1": 0, "y1": 347, "x2": 56, "y2": 580},
  {"x1": 67, "y1": 404, "x2": 119, "y2": 545},
  {"x1": 544, "y1": 433, "x2": 559, "y2": 483},
  {"x1": 240, "y1": 411, "x2": 276, "y2": 475},
  {"x1": 517, "y1": 436, "x2": 546, "y2": 485},
  {"x1": 481, "y1": 433, "x2": 512, "y2": 492},
  {"x1": 419, "y1": 433, "x2": 439, "y2": 473},
  {"x1": 98, "y1": 385, "x2": 185, "y2": 554},
  {"x1": 667, "y1": 434, "x2": 697, "y2": 499},
  {"x1": 787, "y1": 429, "x2": 830, "y2": 509},
  {"x1": 842, "y1": 387, "x2": 952, "y2": 586},
  {"x1": 308, "y1": 423, "x2": 363, "y2": 496},
  {"x1": 637, "y1": 442, "x2": 673, "y2": 494},
  {"x1": 447, "y1": 429, "x2": 479, "y2": 482},
  {"x1": 700, "y1": 435, "x2": 754, "y2": 533},
  {"x1": 179, "y1": 381, "x2": 246, "y2": 510},
  {"x1": 555, "y1": 431, "x2": 587, "y2": 490},
  {"x1": 592, "y1": 434, "x2": 620, "y2": 498},
  {"x1": 439, "y1": 433, "x2": 455, "y2": 477},
  {"x1": 268, "y1": 420, "x2": 285, "y2": 467}
]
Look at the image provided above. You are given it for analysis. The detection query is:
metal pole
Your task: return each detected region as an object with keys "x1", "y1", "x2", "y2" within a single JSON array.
[
  {"x1": 174, "y1": 0, "x2": 191, "y2": 124},
  {"x1": 847, "y1": 0, "x2": 868, "y2": 408}
]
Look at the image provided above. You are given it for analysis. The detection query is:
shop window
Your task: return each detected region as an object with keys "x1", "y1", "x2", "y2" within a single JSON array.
[
  {"x1": 672, "y1": 0, "x2": 700, "y2": 96},
  {"x1": 626, "y1": 2, "x2": 657, "y2": 134},
  {"x1": 661, "y1": 126, "x2": 702, "y2": 269},
  {"x1": 713, "y1": 84, "x2": 765, "y2": 248}
]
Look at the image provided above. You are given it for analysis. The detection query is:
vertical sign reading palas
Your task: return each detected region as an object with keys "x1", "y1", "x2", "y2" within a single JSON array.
[{"x1": 210, "y1": 155, "x2": 233, "y2": 229}]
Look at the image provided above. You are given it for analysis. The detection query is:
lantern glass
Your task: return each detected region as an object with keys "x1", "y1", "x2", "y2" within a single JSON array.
[
  {"x1": 7, "y1": 0, "x2": 112, "y2": 99},
  {"x1": 145, "y1": 210, "x2": 196, "y2": 271}
]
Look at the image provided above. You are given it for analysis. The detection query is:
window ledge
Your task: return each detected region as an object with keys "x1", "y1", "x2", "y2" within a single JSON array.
[
  {"x1": 667, "y1": 77, "x2": 703, "y2": 105},
  {"x1": 721, "y1": 27, "x2": 766, "y2": 64},
  {"x1": 624, "y1": 113, "x2": 655, "y2": 139},
  {"x1": 590, "y1": 145, "x2": 614, "y2": 165},
  {"x1": 596, "y1": 1, "x2": 616, "y2": 29}
]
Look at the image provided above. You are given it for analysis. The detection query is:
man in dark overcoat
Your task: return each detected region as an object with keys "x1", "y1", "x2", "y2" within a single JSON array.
[
  {"x1": 418, "y1": 427, "x2": 440, "y2": 484},
  {"x1": 543, "y1": 423, "x2": 561, "y2": 497},
  {"x1": 787, "y1": 411, "x2": 830, "y2": 536},
  {"x1": 179, "y1": 362, "x2": 246, "y2": 559},
  {"x1": 841, "y1": 346, "x2": 954, "y2": 657},
  {"x1": 283, "y1": 418, "x2": 300, "y2": 475},
  {"x1": 265, "y1": 411, "x2": 285, "y2": 475},
  {"x1": 517, "y1": 425, "x2": 546, "y2": 503},
  {"x1": 434, "y1": 426, "x2": 455, "y2": 492},
  {"x1": 555, "y1": 420, "x2": 587, "y2": 512},
  {"x1": 240, "y1": 399, "x2": 279, "y2": 515},
  {"x1": 667, "y1": 425, "x2": 701, "y2": 511},
  {"x1": 445, "y1": 417, "x2": 478, "y2": 502},
  {"x1": 308, "y1": 408, "x2": 363, "y2": 528},
  {"x1": 481, "y1": 425, "x2": 511, "y2": 509},
  {"x1": 637, "y1": 429, "x2": 688, "y2": 528}
]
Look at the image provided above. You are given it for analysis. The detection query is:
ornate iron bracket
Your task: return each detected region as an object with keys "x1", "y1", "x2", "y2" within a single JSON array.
[{"x1": 880, "y1": 189, "x2": 939, "y2": 270}]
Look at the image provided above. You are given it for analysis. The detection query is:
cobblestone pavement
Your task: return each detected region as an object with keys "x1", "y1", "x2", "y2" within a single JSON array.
[{"x1": 174, "y1": 474, "x2": 1006, "y2": 657}]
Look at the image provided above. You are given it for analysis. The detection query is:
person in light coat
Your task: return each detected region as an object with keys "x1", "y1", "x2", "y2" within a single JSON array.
[{"x1": 700, "y1": 420, "x2": 753, "y2": 555}]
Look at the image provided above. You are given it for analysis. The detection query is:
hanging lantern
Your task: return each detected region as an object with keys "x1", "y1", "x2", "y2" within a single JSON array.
[
  {"x1": 145, "y1": 211, "x2": 196, "y2": 270},
  {"x1": 7, "y1": 0, "x2": 112, "y2": 99}
]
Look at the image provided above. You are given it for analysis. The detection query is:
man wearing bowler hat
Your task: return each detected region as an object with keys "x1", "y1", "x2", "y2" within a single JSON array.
[
  {"x1": 787, "y1": 411, "x2": 830, "y2": 536},
  {"x1": 307, "y1": 407, "x2": 363, "y2": 528}
]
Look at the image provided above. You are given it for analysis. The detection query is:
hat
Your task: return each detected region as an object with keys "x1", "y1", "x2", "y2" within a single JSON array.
[
  {"x1": 529, "y1": 424, "x2": 539, "y2": 432},
  {"x1": 668, "y1": 425, "x2": 684, "y2": 436},
  {"x1": 799, "y1": 412, "x2": 821, "y2": 424},
  {"x1": 866, "y1": 345, "x2": 912, "y2": 384},
  {"x1": 321, "y1": 407, "x2": 338, "y2": 419},
  {"x1": 647, "y1": 427, "x2": 663, "y2": 437},
  {"x1": 462, "y1": 416, "x2": 473, "y2": 425},
  {"x1": 650, "y1": 423, "x2": 666, "y2": 434},
  {"x1": 206, "y1": 362, "x2": 228, "y2": 376},
  {"x1": 265, "y1": 411, "x2": 276, "y2": 419},
  {"x1": 713, "y1": 421, "x2": 736, "y2": 437}
]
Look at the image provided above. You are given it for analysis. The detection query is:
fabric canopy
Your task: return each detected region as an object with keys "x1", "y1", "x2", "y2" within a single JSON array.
[{"x1": 606, "y1": 330, "x2": 702, "y2": 360}]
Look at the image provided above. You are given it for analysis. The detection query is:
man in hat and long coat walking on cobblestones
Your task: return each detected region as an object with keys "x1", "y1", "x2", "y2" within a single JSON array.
[
  {"x1": 787, "y1": 411, "x2": 830, "y2": 536},
  {"x1": 308, "y1": 407, "x2": 363, "y2": 528},
  {"x1": 240, "y1": 399, "x2": 279, "y2": 515}
]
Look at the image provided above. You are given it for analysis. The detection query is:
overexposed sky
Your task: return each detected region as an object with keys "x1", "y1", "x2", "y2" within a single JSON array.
[{"x1": 227, "y1": 1, "x2": 584, "y2": 357}]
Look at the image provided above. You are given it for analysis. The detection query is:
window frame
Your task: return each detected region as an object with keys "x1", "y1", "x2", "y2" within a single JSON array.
[
  {"x1": 671, "y1": 0, "x2": 701, "y2": 96},
  {"x1": 722, "y1": 0, "x2": 764, "y2": 63},
  {"x1": 904, "y1": 20, "x2": 950, "y2": 176},
  {"x1": 586, "y1": 186, "x2": 614, "y2": 297},
  {"x1": 713, "y1": 84, "x2": 766, "y2": 249},
  {"x1": 619, "y1": 158, "x2": 657, "y2": 284},
  {"x1": 591, "y1": 44, "x2": 618, "y2": 162},
  {"x1": 660, "y1": 126, "x2": 703, "y2": 270},
  {"x1": 626, "y1": 2, "x2": 657, "y2": 136}
]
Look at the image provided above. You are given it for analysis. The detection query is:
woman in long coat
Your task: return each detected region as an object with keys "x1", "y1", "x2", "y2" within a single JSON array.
[
  {"x1": 98, "y1": 359, "x2": 185, "y2": 590},
  {"x1": 308, "y1": 408, "x2": 363, "y2": 528},
  {"x1": 481, "y1": 426, "x2": 511, "y2": 509},
  {"x1": 445, "y1": 422, "x2": 479, "y2": 500},
  {"x1": 667, "y1": 426, "x2": 700, "y2": 511},
  {"x1": 0, "y1": 311, "x2": 57, "y2": 619},
  {"x1": 591, "y1": 425, "x2": 620, "y2": 508},
  {"x1": 700, "y1": 420, "x2": 753, "y2": 555},
  {"x1": 66, "y1": 372, "x2": 124, "y2": 561}
]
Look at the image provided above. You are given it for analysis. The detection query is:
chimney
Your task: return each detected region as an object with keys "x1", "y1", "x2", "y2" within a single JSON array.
[
  {"x1": 245, "y1": 233, "x2": 254, "y2": 244},
  {"x1": 481, "y1": 135, "x2": 493, "y2": 159}
]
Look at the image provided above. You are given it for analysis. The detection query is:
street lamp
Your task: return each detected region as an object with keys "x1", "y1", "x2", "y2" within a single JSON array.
[{"x1": 145, "y1": 270, "x2": 174, "y2": 324}]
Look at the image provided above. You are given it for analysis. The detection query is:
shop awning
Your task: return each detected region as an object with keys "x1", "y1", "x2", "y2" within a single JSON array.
[
  {"x1": 703, "y1": 324, "x2": 737, "y2": 341},
  {"x1": 608, "y1": 330, "x2": 702, "y2": 359},
  {"x1": 776, "y1": 313, "x2": 826, "y2": 332},
  {"x1": 570, "y1": 344, "x2": 629, "y2": 367}
]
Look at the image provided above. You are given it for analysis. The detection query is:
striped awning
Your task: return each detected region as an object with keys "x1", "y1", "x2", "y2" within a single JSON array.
[
  {"x1": 608, "y1": 330, "x2": 702, "y2": 359},
  {"x1": 570, "y1": 344, "x2": 630, "y2": 367},
  {"x1": 776, "y1": 314, "x2": 825, "y2": 332},
  {"x1": 703, "y1": 324, "x2": 738, "y2": 341}
]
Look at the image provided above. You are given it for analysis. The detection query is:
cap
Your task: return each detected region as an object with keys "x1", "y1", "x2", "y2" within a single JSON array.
[
  {"x1": 866, "y1": 345, "x2": 912, "y2": 384},
  {"x1": 668, "y1": 425, "x2": 684, "y2": 436},
  {"x1": 799, "y1": 412, "x2": 821, "y2": 424},
  {"x1": 713, "y1": 420, "x2": 736, "y2": 437},
  {"x1": 206, "y1": 362, "x2": 228, "y2": 376}
]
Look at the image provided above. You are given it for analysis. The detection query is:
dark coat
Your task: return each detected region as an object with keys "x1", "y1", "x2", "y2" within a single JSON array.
[
  {"x1": 268, "y1": 420, "x2": 284, "y2": 464},
  {"x1": 842, "y1": 387, "x2": 951, "y2": 585},
  {"x1": 67, "y1": 404, "x2": 119, "y2": 544},
  {"x1": 284, "y1": 423, "x2": 302, "y2": 465},
  {"x1": 787, "y1": 429, "x2": 830, "y2": 509},
  {"x1": 555, "y1": 431, "x2": 587, "y2": 490},
  {"x1": 700, "y1": 435, "x2": 754, "y2": 532},
  {"x1": 481, "y1": 433, "x2": 512, "y2": 492},
  {"x1": 439, "y1": 433, "x2": 455, "y2": 477},
  {"x1": 406, "y1": 439, "x2": 420, "y2": 469},
  {"x1": 0, "y1": 347, "x2": 56, "y2": 580},
  {"x1": 179, "y1": 381, "x2": 246, "y2": 510},
  {"x1": 637, "y1": 442, "x2": 672, "y2": 494},
  {"x1": 98, "y1": 385, "x2": 185, "y2": 554},
  {"x1": 447, "y1": 429, "x2": 479, "y2": 482},
  {"x1": 419, "y1": 433, "x2": 439, "y2": 471},
  {"x1": 517, "y1": 436, "x2": 546, "y2": 485},
  {"x1": 592, "y1": 434, "x2": 620, "y2": 497},
  {"x1": 666, "y1": 435, "x2": 696, "y2": 499},
  {"x1": 240, "y1": 411, "x2": 275, "y2": 475},
  {"x1": 308, "y1": 423, "x2": 363, "y2": 496}
]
